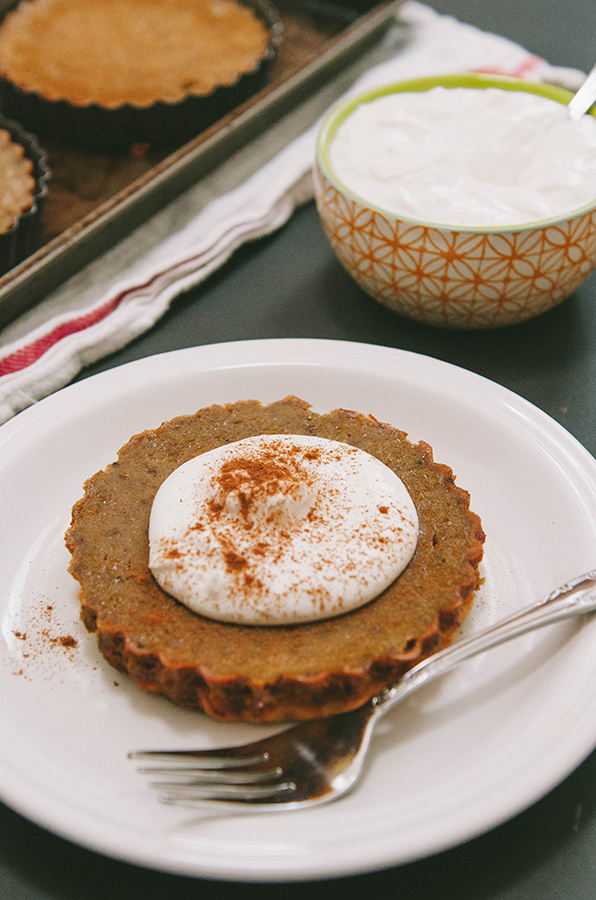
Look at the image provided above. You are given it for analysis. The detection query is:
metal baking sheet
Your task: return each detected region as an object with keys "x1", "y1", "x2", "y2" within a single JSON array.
[{"x1": 0, "y1": 0, "x2": 403, "y2": 328}]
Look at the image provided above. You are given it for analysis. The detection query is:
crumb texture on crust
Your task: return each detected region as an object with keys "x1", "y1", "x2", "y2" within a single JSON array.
[
  {"x1": 0, "y1": 0, "x2": 271, "y2": 108},
  {"x1": 0, "y1": 128, "x2": 34, "y2": 231},
  {"x1": 65, "y1": 396, "x2": 485, "y2": 722}
]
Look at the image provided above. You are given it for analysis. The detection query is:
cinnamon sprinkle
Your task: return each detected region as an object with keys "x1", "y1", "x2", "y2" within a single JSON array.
[
  {"x1": 10, "y1": 601, "x2": 80, "y2": 681},
  {"x1": 150, "y1": 432, "x2": 419, "y2": 626}
]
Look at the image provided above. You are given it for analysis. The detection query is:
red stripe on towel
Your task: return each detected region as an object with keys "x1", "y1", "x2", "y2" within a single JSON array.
[
  {"x1": 0, "y1": 292, "x2": 127, "y2": 376},
  {"x1": 476, "y1": 55, "x2": 543, "y2": 78}
]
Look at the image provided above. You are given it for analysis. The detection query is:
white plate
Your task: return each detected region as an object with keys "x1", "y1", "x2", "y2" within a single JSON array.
[{"x1": 1, "y1": 338, "x2": 596, "y2": 882}]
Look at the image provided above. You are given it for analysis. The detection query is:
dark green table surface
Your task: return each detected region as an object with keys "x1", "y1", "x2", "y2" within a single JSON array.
[{"x1": 4, "y1": 1, "x2": 596, "y2": 897}]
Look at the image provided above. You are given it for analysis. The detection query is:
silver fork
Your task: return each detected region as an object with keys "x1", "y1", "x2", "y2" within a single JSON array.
[{"x1": 130, "y1": 571, "x2": 596, "y2": 811}]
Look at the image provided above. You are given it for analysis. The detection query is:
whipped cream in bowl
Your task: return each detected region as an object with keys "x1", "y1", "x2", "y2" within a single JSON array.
[
  {"x1": 148, "y1": 433, "x2": 418, "y2": 625},
  {"x1": 328, "y1": 85, "x2": 596, "y2": 228},
  {"x1": 314, "y1": 73, "x2": 596, "y2": 328}
]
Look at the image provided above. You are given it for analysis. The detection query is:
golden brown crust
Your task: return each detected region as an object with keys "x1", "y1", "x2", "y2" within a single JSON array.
[
  {"x1": 0, "y1": 0, "x2": 271, "y2": 109},
  {"x1": 0, "y1": 127, "x2": 34, "y2": 232},
  {"x1": 65, "y1": 397, "x2": 485, "y2": 722}
]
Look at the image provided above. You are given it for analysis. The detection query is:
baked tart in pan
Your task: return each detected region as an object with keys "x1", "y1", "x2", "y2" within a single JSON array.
[
  {"x1": 0, "y1": 0, "x2": 281, "y2": 147},
  {"x1": 0, "y1": 114, "x2": 48, "y2": 275}
]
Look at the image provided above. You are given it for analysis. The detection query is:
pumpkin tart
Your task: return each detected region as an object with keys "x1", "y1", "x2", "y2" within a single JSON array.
[
  {"x1": 0, "y1": 114, "x2": 48, "y2": 274},
  {"x1": 65, "y1": 396, "x2": 485, "y2": 722},
  {"x1": 0, "y1": 0, "x2": 279, "y2": 145}
]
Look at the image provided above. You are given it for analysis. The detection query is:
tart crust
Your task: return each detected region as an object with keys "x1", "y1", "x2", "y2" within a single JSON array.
[
  {"x1": 65, "y1": 397, "x2": 485, "y2": 722},
  {"x1": 0, "y1": 125, "x2": 34, "y2": 232},
  {"x1": 0, "y1": 115, "x2": 48, "y2": 274}
]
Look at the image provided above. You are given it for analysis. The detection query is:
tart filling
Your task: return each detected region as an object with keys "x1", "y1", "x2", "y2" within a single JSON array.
[{"x1": 65, "y1": 397, "x2": 485, "y2": 722}]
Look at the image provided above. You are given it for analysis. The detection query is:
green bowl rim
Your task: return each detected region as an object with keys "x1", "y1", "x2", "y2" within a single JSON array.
[{"x1": 316, "y1": 72, "x2": 596, "y2": 234}]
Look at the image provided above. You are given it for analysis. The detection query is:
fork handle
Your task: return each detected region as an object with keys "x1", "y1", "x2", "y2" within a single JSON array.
[{"x1": 372, "y1": 570, "x2": 596, "y2": 716}]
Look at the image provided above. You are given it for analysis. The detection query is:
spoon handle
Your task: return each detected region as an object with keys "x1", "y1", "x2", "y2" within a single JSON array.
[
  {"x1": 568, "y1": 62, "x2": 596, "y2": 120},
  {"x1": 372, "y1": 571, "x2": 596, "y2": 716}
]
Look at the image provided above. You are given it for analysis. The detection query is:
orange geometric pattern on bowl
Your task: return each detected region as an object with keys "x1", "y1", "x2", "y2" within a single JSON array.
[{"x1": 314, "y1": 167, "x2": 596, "y2": 329}]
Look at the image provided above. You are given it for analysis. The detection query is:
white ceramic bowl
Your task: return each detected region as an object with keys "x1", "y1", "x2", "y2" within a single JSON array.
[{"x1": 314, "y1": 73, "x2": 596, "y2": 329}]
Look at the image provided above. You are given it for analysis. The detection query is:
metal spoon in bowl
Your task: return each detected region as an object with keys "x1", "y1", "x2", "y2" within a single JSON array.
[{"x1": 568, "y1": 60, "x2": 596, "y2": 120}]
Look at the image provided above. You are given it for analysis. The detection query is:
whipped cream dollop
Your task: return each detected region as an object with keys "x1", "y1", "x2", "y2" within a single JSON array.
[
  {"x1": 329, "y1": 86, "x2": 596, "y2": 227},
  {"x1": 148, "y1": 434, "x2": 418, "y2": 625}
]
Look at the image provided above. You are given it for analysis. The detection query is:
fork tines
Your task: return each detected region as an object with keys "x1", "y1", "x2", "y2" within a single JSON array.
[
  {"x1": 129, "y1": 748, "x2": 297, "y2": 804},
  {"x1": 129, "y1": 749, "x2": 270, "y2": 769}
]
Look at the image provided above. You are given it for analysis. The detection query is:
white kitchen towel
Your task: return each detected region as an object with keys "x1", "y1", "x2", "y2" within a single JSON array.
[{"x1": 0, "y1": 0, "x2": 586, "y2": 424}]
